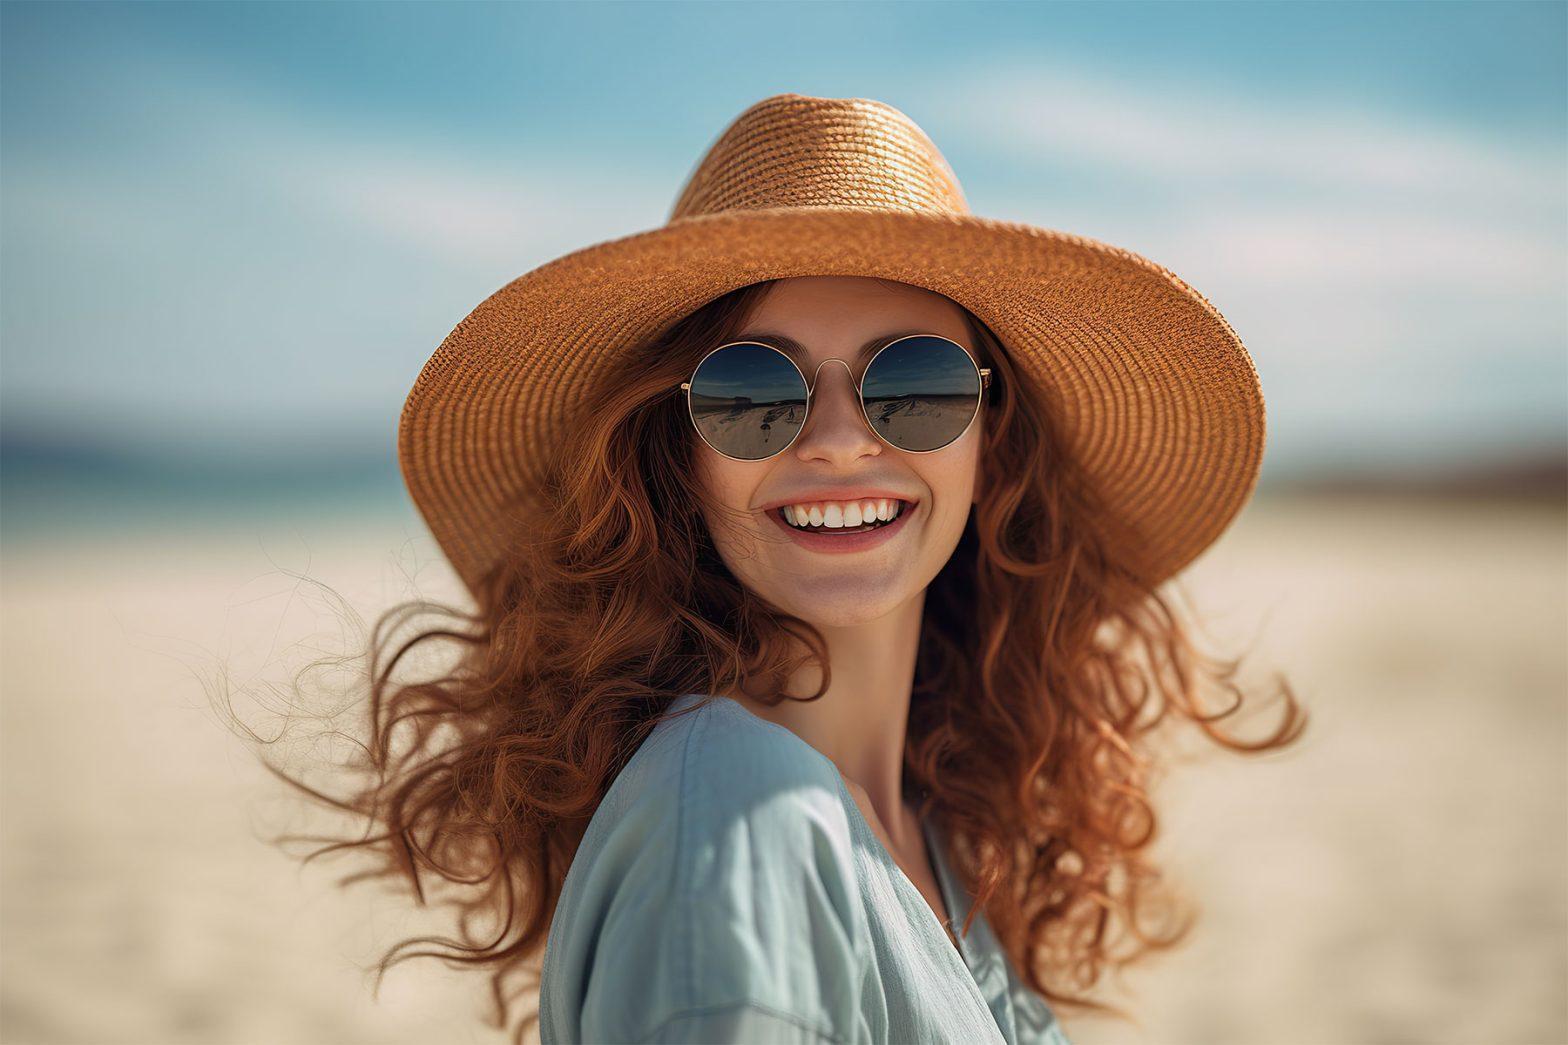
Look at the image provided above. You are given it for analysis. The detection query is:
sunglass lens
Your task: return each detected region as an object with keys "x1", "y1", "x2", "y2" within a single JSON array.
[
  {"x1": 860, "y1": 336, "x2": 983, "y2": 452},
  {"x1": 688, "y1": 343, "x2": 807, "y2": 460}
]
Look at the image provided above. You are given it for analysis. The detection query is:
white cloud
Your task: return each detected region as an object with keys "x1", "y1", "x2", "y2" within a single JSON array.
[
  {"x1": 936, "y1": 61, "x2": 1564, "y2": 205},
  {"x1": 1174, "y1": 202, "x2": 1565, "y2": 298}
]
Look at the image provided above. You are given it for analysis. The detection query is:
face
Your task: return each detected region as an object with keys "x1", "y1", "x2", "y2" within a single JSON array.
[{"x1": 691, "y1": 276, "x2": 985, "y2": 627}]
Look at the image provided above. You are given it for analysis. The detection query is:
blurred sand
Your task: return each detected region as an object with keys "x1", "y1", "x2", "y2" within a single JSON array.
[{"x1": 1, "y1": 493, "x2": 1564, "y2": 1044}]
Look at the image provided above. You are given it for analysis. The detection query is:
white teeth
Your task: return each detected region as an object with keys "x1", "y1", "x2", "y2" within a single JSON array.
[{"x1": 780, "y1": 498, "x2": 908, "y2": 530}]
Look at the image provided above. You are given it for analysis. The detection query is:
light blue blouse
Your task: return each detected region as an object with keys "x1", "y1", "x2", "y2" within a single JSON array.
[{"x1": 538, "y1": 693, "x2": 1073, "y2": 1044}]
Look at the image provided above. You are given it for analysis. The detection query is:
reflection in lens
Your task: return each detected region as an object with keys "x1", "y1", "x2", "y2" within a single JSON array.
[
  {"x1": 860, "y1": 336, "x2": 982, "y2": 452},
  {"x1": 688, "y1": 343, "x2": 808, "y2": 460}
]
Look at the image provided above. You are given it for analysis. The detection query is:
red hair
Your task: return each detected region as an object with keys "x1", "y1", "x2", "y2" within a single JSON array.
[{"x1": 236, "y1": 278, "x2": 1306, "y2": 1043}]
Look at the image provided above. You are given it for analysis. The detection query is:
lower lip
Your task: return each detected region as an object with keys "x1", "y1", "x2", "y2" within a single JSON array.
[{"x1": 765, "y1": 501, "x2": 918, "y2": 554}]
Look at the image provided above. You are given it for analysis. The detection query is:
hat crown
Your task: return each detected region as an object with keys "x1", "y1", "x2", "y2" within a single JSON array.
[{"x1": 668, "y1": 94, "x2": 970, "y2": 223}]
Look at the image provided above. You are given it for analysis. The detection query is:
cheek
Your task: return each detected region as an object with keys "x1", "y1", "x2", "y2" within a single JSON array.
[
  {"x1": 692, "y1": 448, "x2": 769, "y2": 544},
  {"x1": 926, "y1": 432, "x2": 983, "y2": 509},
  {"x1": 694, "y1": 448, "x2": 750, "y2": 505},
  {"x1": 960, "y1": 418, "x2": 985, "y2": 501}
]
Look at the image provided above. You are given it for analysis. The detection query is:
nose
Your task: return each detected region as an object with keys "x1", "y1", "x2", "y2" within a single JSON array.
[{"x1": 792, "y1": 358, "x2": 882, "y2": 465}]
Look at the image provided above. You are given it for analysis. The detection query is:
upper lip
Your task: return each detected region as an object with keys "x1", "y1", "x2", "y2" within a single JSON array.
[{"x1": 757, "y1": 489, "x2": 919, "y2": 512}]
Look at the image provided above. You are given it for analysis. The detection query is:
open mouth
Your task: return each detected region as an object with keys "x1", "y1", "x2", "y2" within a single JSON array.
[{"x1": 774, "y1": 499, "x2": 914, "y2": 534}]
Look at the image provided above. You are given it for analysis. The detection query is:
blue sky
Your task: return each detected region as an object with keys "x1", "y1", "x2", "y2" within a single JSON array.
[{"x1": 2, "y1": 0, "x2": 1564, "y2": 481}]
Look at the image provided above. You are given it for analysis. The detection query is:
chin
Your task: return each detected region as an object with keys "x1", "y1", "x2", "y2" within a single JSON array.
[{"x1": 760, "y1": 582, "x2": 915, "y2": 628}]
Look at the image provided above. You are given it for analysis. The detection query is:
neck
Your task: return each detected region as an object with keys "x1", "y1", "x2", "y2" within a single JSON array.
[{"x1": 726, "y1": 587, "x2": 926, "y2": 843}]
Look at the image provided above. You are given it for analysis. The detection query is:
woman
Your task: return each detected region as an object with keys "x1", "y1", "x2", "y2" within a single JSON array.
[{"x1": 267, "y1": 94, "x2": 1305, "y2": 1044}]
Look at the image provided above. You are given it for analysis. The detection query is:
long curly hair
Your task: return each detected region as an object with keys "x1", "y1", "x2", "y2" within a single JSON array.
[{"x1": 235, "y1": 276, "x2": 1306, "y2": 1044}]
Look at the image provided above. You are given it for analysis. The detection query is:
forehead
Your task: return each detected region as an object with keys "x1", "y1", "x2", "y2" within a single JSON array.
[{"x1": 736, "y1": 276, "x2": 973, "y2": 354}]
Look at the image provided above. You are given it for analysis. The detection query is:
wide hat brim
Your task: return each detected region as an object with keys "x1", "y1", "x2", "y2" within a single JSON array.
[{"x1": 398, "y1": 204, "x2": 1266, "y2": 606}]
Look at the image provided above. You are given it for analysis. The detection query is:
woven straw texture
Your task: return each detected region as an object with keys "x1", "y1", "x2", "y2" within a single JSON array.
[{"x1": 398, "y1": 93, "x2": 1266, "y2": 605}]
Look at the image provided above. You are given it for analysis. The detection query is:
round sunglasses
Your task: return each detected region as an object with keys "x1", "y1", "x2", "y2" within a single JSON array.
[{"x1": 679, "y1": 333, "x2": 991, "y2": 462}]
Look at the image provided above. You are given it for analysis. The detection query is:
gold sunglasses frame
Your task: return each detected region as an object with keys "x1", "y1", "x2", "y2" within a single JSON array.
[{"x1": 678, "y1": 333, "x2": 992, "y2": 462}]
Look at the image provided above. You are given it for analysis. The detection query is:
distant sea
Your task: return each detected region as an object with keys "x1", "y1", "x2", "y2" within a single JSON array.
[{"x1": 0, "y1": 425, "x2": 412, "y2": 541}]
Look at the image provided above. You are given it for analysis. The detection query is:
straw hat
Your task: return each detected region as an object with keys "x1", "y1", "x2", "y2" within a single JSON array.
[{"x1": 397, "y1": 92, "x2": 1265, "y2": 607}]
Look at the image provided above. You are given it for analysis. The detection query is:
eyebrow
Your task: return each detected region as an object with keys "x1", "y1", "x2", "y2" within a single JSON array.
[{"x1": 735, "y1": 329, "x2": 930, "y2": 365}]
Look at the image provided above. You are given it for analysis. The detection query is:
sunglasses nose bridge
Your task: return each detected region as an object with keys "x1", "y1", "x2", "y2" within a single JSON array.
[
  {"x1": 802, "y1": 356, "x2": 868, "y2": 420},
  {"x1": 803, "y1": 355, "x2": 859, "y2": 393}
]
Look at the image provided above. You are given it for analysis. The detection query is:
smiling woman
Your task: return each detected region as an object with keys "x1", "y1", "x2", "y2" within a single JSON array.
[{"x1": 253, "y1": 93, "x2": 1307, "y2": 1045}]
